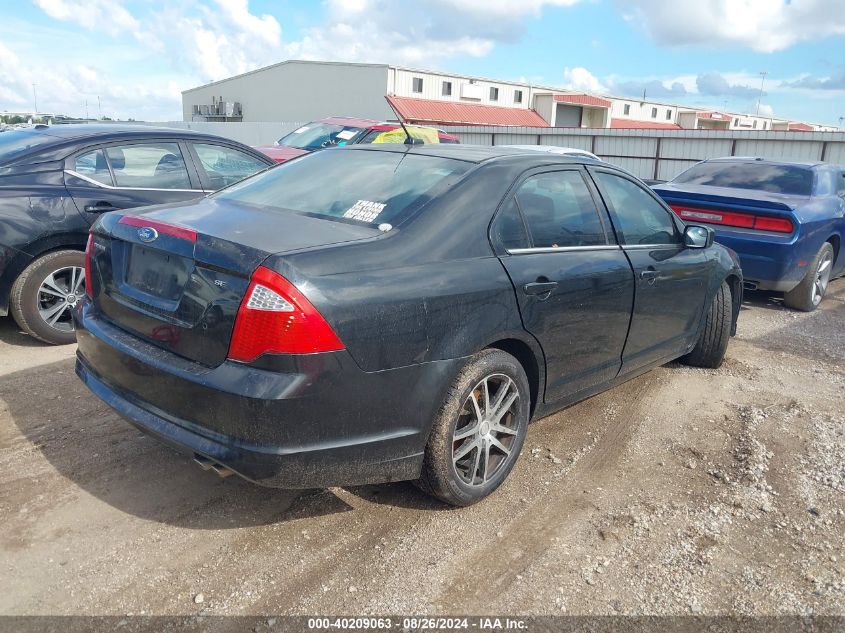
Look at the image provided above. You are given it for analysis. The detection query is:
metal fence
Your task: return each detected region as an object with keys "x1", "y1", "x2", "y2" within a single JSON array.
[
  {"x1": 439, "y1": 126, "x2": 845, "y2": 180},
  {"x1": 147, "y1": 121, "x2": 845, "y2": 181}
]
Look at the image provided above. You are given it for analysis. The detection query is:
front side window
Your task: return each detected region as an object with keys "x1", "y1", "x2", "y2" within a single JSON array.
[
  {"x1": 105, "y1": 142, "x2": 191, "y2": 189},
  {"x1": 216, "y1": 150, "x2": 471, "y2": 227},
  {"x1": 277, "y1": 123, "x2": 365, "y2": 151},
  {"x1": 593, "y1": 171, "x2": 679, "y2": 246},
  {"x1": 513, "y1": 171, "x2": 606, "y2": 248},
  {"x1": 193, "y1": 143, "x2": 268, "y2": 190},
  {"x1": 73, "y1": 149, "x2": 112, "y2": 186}
]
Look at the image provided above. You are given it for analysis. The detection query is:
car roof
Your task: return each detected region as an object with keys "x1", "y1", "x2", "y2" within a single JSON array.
[
  {"x1": 317, "y1": 116, "x2": 384, "y2": 128},
  {"x1": 24, "y1": 123, "x2": 217, "y2": 141},
  {"x1": 702, "y1": 156, "x2": 828, "y2": 169},
  {"x1": 341, "y1": 142, "x2": 605, "y2": 166}
]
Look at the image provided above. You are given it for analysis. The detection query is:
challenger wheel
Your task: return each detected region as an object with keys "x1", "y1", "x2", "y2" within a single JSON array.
[
  {"x1": 783, "y1": 242, "x2": 834, "y2": 312},
  {"x1": 10, "y1": 250, "x2": 85, "y2": 345},
  {"x1": 417, "y1": 349, "x2": 530, "y2": 506}
]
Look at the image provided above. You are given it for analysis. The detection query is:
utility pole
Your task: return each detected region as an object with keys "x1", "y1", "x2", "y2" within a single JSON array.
[
  {"x1": 755, "y1": 71, "x2": 768, "y2": 116},
  {"x1": 32, "y1": 84, "x2": 38, "y2": 115},
  {"x1": 97, "y1": 96, "x2": 102, "y2": 120},
  {"x1": 84, "y1": 99, "x2": 89, "y2": 120}
]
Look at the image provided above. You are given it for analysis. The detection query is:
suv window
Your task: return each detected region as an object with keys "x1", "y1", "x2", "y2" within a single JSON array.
[
  {"x1": 73, "y1": 149, "x2": 113, "y2": 186},
  {"x1": 593, "y1": 171, "x2": 679, "y2": 246},
  {"x1": 513, "y1": 171, "x2": 606, "y2": 248},
  {"x1": 193, "y1": 143, "x2": 267, "y2": 190},
  {"x1": 105, "y1": 143, "x2": 191, "y2": 189}
]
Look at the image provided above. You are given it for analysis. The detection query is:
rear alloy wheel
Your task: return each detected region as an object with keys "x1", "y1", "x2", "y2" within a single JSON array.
[
  {"x1": 784, "y1": 242, "x2": 835, "y2": 312},
  {"x1": 417, "y1": 349, "x2": 530, "y2": 506},
  {"x1": 10, "y1": 250, "x2": 85, "y2": 345}
]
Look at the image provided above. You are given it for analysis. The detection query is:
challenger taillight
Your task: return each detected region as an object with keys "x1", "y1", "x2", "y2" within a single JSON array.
[
  {"x1": 84, "y1": 232, "x2": 94, "y2": 299},
  {"x1": 227, "y1": 266, "x2": 344, "y2": 362},
  {"x1": 669, "y1": 204, "x2": 794, "y2": 234}
]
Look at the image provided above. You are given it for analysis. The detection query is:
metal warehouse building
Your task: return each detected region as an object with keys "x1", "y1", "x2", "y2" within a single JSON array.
[{"x1": 182, "y1": 60, "x2": 836, "y2": 132}]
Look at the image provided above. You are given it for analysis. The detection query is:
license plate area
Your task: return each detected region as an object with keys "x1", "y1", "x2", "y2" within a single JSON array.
[{"x1": 125, "y1": 244, "x2": 191, "y2": 302}]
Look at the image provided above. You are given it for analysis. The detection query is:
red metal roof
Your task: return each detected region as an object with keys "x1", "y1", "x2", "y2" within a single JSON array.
[
  {"x1": 610, "y1": 118, "x2": 682, "y2": 130},
  {"x1": 788, "y1": 122, "x2": 814, "y2": 131},
  {"x1": 696, "y1": 111, "x2": 730, "y2": 121},
  {"x1": 386, "y1": 96, "x2": 549, "y2": 127},
  {"x1": 553, "y1": 94, "x2": 612, "y2": 109}
]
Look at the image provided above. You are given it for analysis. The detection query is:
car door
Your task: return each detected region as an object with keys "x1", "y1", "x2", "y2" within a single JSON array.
[
  {"x1": 64, "y1": 140, "x2": 205, "y2": 224},
  {"x1": 588, "y1": 167, "x2": 710, "y2": 371},
  {"x1": 492, "y1": 167, "x2": 635, "y2": 402},
  {"x1": 186, "y1": 142, "x2": 272, "y2": 192}
]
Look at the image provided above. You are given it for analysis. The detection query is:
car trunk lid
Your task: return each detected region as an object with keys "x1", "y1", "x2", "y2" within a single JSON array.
[{"x1": 89, "y1": 198, "x2": 378, "y2": 366}]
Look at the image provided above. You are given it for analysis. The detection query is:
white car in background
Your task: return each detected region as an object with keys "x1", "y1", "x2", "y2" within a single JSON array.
[{"x1": 502, "y1": 145, "x2": 601, "y2": 160}]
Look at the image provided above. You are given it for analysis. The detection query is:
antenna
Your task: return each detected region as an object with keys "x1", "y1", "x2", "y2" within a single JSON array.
[{"x1": 384, "y1": 96, "x2": 421, "y2": 145}]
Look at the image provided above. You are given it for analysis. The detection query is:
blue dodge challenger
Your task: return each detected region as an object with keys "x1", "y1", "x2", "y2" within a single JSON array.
[{"x1": 654, "y1": 157, "x2": 845, "y2": 310}]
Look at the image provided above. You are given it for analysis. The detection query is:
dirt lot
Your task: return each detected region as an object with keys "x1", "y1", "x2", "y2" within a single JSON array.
[{"x1": 1, "y1": 281, "x2": 843, "y2": 617}]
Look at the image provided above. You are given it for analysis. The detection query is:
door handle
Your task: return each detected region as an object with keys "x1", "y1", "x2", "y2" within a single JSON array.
[
  {"x1": 84, "y1": 201, "x2": 117, "y2": 213},
  {"x1": 640, "y1": 268, "x2": 658, "y2": 284},
  {"x1": 523, "y1": 281, "x2": 559, "y2": 296}
]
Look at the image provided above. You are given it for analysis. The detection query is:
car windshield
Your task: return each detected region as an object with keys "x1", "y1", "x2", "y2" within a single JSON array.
[
  {"x1": 0, "y1": 128, "x2": 58, "y2": 164},
  {"x1": 672, "y1": 161, "x2": 814, "y2": 196},
  {"x1": 215, "y1": 149, "x2": 472, "y2": 227},
  {"x1": 276, "y1": 123, "x2": 365, "y2": 150}
]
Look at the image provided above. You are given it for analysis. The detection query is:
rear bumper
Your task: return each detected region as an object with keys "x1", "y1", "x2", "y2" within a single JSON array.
[
  {"x1": 713, "y1": 230, "x2": 813, "y2": 292},
  {"x1": 75, "y1": 303, "x2": 462, "y2": 488}
]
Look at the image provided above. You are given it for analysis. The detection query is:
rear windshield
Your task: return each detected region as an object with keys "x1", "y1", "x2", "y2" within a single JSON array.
[
  {"x1": 214, "y1": 149, "x2": 472, "y2": 227},
  {"x1": 0, "y1": 129, "x2": 58, "y2": 163},
  {"x1": 277, "y1": 123, "x2": 365, "y2": 150},
  {"x1": 672, "y1": 161, "x2": 814, "y2": 196}
]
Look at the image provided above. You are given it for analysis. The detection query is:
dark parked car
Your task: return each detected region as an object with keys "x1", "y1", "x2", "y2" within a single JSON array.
[
  {"x1": 75, "y1": 145, "x2": 742, "y2": 506},
  {"x1": 0, "y1": 124, "x2": 273, "y2": 344},
  {"x1": 653, "y1": 158, "x2": 845, "y2": 311}
]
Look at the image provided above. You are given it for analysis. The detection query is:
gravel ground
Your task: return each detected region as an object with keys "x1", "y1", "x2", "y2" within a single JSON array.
[{"x1": 0, "y1": 280, "x2": 843, "y2": 617}]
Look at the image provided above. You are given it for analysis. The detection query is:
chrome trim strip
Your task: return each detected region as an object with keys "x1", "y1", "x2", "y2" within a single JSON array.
[
  {"x1": 507, "y1": 244, "x2": 620, "y2": 254},
  {"x1": 64, "y1": 169, "x2": 204, "y2": 193},
  {"x1": 621, "y1": 243, "x2": 682, "y2": 250}
]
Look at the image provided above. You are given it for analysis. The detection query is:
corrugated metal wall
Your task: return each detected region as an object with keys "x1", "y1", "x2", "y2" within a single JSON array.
[
  {"x1": 440, "y1": 126, "x2": 845, "y2": 180},
  {"x1": 143, "y1": 121, "x2": 845, "y2": 180}
]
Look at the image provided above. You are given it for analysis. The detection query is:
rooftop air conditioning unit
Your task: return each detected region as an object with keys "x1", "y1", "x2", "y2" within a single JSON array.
[{"x1": 233, "y1": 102, "x2": 242, "y2": 116}]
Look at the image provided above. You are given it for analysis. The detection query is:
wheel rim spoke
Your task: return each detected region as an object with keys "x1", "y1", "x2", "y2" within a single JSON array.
[
  {"x1": 480, "y1": 439, "x2": 491, "y2": 483},
  {"x1": 37, "y1": 265, "x2": 84, "y2": 333},
  {"x1": 489, "y1": 436, "x2": 511, "y2": 456},
  {"x1": 453, "y1": 422, "x2": 478, "y2": 441},
  {"x1": 491, "y1": 422, "x2": 517, "y2": 436},
  {"x1": 41, "y1": 273, "x2": 67, "y2": 296},
  {"x1": 470, "y1": 392, "x2": 484, "y2": 423},
  {"x1": 490, "y1": 390, "x2": 518, "y2": 425},
  {"x1": 453, "y1": 438, "x2": 479, "y2": 463},
  {"x1": 72, "y1": 268, "x2": 86, "y2": 295},
  {"x1": 40, "y1": 300, "x2": 68, "y2": 325}
]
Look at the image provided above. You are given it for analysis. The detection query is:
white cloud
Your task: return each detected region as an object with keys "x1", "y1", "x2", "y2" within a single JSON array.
[
  {"x1": 33, "y1": 0, "x2": 142, "y2": 37},
  {"x1": 619, "y1": 0, "x2": 845, "y2": 53},
  {"x1": 562, "y1": 67, "x2": 610, "y2": 93},
  {"x1": 757, "y1": 104, "x2": 774, "y2": 117}
]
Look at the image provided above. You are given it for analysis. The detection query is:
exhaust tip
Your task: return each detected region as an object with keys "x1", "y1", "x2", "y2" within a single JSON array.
[{"x1": 193, "y1": 453, "x2": 235, "y2": 478}]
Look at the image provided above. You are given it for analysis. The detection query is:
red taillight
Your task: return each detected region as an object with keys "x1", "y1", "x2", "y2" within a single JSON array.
[
  {"x1": 669, "y1": 204, "x2": 793, "y2": 234},
  {"x1": 227, "y1": 266, "x2": 344, "y2": 362},
  {"x1": 118, "y1": 215, "x2": 197, "y2": 242},
  {"x1": 84, "y1": 232, "x2": 94, "y2": 299}
]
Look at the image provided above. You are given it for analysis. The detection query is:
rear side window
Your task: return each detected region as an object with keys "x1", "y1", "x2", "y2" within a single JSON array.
[
  {"x1": 105, "y1": 143, "x2": 191, "y2": 189},
  {"x1": 593, "y1": 171, "x2": 679, "y2": 246},
  {"x1": 672, "y1": 161, "x2": 814, "y2": 196},
  {"x1": 73, "y1": 149, "x2": 113, "y2": 186},
  {"x1": 492, "y1": 200, "x2": 530, "y2": 250},
  {"x1": 215, "y1": 149, "x2": 471, "y2": 227},
  {"x1": 192, "y1": 143, "x2": 267, "y2": 190},
  {"x1": 513, "y1": 171, "x2": 606, "y2": 248}
]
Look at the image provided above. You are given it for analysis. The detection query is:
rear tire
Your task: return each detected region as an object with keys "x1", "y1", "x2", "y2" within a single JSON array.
[
  {"x1": 416, "y1": 349, "x2": 530, "y2": 506},
  {"x1": 682, "y1": 280, "x2": 731, "y2": 369},
  {"x1": 783, "y1": 242, "x2": 834, "y2": 312},
  {"x1": 10, "y1": 250, "x2": 85, "y2": 345}
]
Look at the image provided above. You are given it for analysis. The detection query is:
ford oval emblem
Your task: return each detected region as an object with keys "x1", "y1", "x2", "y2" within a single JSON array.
[{"x1": 137, "y1": 227, "x2": 159, "y2": 243}]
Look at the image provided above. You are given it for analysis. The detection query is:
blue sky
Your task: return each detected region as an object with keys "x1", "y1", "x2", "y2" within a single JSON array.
[{"x1": 2, "y1": 0, "x2": 844, "y2": 125}]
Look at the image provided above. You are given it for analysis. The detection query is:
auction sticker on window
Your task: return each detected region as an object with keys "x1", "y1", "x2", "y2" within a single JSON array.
[
  {"x1": 336, "y1": 129, "x2": 357, "y2": 140},
  {"x1": 343, "y1": 200, "x2": 385, "y2": 222}
]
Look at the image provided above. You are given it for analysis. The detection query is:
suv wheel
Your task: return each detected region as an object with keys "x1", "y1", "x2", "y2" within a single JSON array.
[
  {"x1": 417, "y1": 349, "x2": 530, "y2": 506},
  {"x1": 783, "y1": 242, "x2": 834, "y2": 312},
  {"x1": 10, "y1": 250, "x2": 85, "y2": 345}
]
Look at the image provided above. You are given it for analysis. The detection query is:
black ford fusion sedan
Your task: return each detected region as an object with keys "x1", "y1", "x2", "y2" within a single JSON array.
[
  {"x1": 75, "y1": 145, "x2": 742, "y2": 506},
  {"x1": 0, "y1": 124, "x2": 273, "y2": 344}
]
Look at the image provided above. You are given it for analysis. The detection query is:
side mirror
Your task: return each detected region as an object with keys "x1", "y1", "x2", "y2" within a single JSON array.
[{"x1": 684, "y1": 225, "x2": 714, "y2": 249}]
